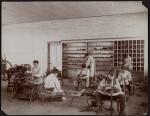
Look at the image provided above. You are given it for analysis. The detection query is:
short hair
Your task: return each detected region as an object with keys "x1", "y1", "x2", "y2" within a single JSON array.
[
  {"x1": 51, "y1": 67, "x2": 59, "y2": 74},
  {"x1": 81, "y1": 63, "x2": 86, "y2": 68},
  {"x1": 108, "y1": 68, "x2": 115, "y2": 75},
  {"x1": 84, "y1": 53, "x2": 89, "y2": 57},
  {"x1": 121, "y1": 66, "x2": 126, "y2": 70},
  {"x1": 33, "y1": 60, "x2": 39, "y2": 64}
]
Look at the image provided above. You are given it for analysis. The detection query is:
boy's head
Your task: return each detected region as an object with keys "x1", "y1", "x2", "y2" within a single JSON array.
[
  {"x1": 84, "y1": 53, "x2": 89, "y2": 59},
  {"x1": 107, "y1": 68, "x2": 115, "y2": 80},
  {"x1": 121, "y1": 66, "x2": 126, "y2": 73},
  {"x1": 81, "y1": 63, "x2": 86, "y2": 69},
  {"x1": 33, "y1": 60, "x2": 39, "y2": 68},
  {"x1": 51, "y1": 67, "x2": 59, "y2": 77}
]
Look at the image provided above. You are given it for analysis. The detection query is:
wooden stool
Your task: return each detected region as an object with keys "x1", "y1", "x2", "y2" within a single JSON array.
[
  {"x1": 70, "y1": 89, "x2": 86, "y2": 105},
  {"x1": 70, "y1": 93, "x2": 81, "y2": 105},
  {"x1": 78, "y1": 79, "x2": 86, "y2": 90},
  {"x1": 100, "y1": 95, "x2": 120, "y2": 115}
]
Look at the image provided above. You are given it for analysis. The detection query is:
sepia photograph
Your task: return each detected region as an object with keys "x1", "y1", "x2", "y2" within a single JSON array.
[{"x1": 1, "y1": 1, "x2": 148, "y2": 115}]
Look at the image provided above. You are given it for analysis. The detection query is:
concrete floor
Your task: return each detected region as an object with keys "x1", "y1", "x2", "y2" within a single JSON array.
[{"x1": 1, "y1": 79, "x2": 148, "y2": 115}]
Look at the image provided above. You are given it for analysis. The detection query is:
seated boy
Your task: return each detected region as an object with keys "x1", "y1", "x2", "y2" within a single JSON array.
[
  {"x1": 117, "y1": 66, "x2": 132, "y2": 95},
  {"x1": 75, "y1": 64, "x2": 90, "y2": 89},
  {"x1": 94, "y1": 68, "x2": 126, "y2": 115},
  {"x1": 44, "y1": 68, "x2": 63, "y2": 92}
]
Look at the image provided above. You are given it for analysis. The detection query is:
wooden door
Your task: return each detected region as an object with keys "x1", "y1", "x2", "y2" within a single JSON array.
[{"x1": 48, "y1": 42, "x2": 62, "y2": 71}]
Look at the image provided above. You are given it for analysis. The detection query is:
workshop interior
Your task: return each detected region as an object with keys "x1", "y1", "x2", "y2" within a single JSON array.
[{"x1": 1, "y1": 1, "x2": 148, "y2": 115}]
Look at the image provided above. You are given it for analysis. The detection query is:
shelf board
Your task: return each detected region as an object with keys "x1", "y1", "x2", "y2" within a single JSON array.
[
  {"x1": 93, "y1": 57, "x2": 113, "y2": 58},
  {"x1": 63, "y1": 60, "x2": 83, "y2": 63},
  {"x1": 63, "y1": 46, "x2": 86, "y2": 48},
  {"x1": 89, "y1": 47, "x2": 113, "y2": 49},
  {"x1": 63, "y1": 50, "x2": 86, "y2": 52},
  {"x1": 63, "y1": 64, "x2": 83, "y2": 65},
  {"x1": 63, "y1": 53, "x2": 86, "y2": 54},
  {"x1": 63, "y1": 57, "x2": 84, "y2": 59},
  {"x1": 89, "y1": 53, "x2": 113, "y2": 55}
]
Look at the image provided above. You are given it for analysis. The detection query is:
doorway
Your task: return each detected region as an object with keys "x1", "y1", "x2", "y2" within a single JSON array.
[{"x1": 47, "y1": 42, "x2": 62, "y2": 71}]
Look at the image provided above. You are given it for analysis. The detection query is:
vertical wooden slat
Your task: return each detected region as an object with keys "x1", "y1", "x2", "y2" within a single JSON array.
[{"x1": 47, "y1": 43, "x2": 50, "y2": 71}]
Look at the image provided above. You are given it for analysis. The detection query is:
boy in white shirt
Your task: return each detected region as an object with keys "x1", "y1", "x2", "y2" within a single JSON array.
[
  {"x1": 31, "y1": 60, "x2": 43, "y2": 85},
  {"x1": 123, "y1": 54, "x2": 133, "y2": 72},
  {"x1": 117, "y1": 66, "x2": 132, "y2": 95},
  {"x1": 44, "y1": 68, "x2": 63, "y2": 93},
  {"x1": 85, "y1": 53, "x2": 96, "y2": 81}
]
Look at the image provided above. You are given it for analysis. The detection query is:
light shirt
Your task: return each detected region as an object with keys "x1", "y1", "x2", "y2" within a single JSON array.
[
  {"x1": 86, "y1": 56, "x2": 95, "y2": 68},
  {"x1": 86, "y1": 56, "x2": 96, "y2": 77},
  {"x1": 44, "y1": 73, "x2": 63, "y2": 92},
  {"x1": 31, "y1": 66, "x2": 43, "y2": 84},
  {"x1": 118, "y1": 70, "x2": 132, "y2": 85}
]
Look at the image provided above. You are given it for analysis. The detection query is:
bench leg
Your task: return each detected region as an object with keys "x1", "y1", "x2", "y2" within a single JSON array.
[
  {"x1": 70, "y1": 97, "x2": 74, "y2": 105},
  {"x1": 61, "y1": 78, "x2": 64, "y2": 86},
  {"x1": 110, "y1": 94, "x2": 113, "y2": 116},
  {"x1": 9, "y1": 87, "x2": 14, "y2": 101},
  {"x1": 132, "y1": 85, "x2": 135, "y2": 95},
  {"x1": 117, "y1": 100, "x2": 120, "y2": 113},
  {"x1": 42, "y1": 95, "x2": 45, "y2": 103}
]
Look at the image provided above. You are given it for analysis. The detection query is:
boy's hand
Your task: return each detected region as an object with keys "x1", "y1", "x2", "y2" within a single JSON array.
[{"x1": 105, "y1": 86, "x2": 113, "y2": 90}]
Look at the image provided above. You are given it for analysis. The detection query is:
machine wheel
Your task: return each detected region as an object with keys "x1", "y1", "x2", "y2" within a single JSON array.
[{"x1": 1, "y1": 60, "x2": 12, "y2": 81}]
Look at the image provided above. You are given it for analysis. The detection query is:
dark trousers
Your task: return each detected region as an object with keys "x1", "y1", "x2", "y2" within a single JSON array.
[
  {"x1": 120, "y1": 84, "x2": 132, "y2": 95},
  {"x1": 95, "y1": 91, "x2": 126, "y2": 114}
]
